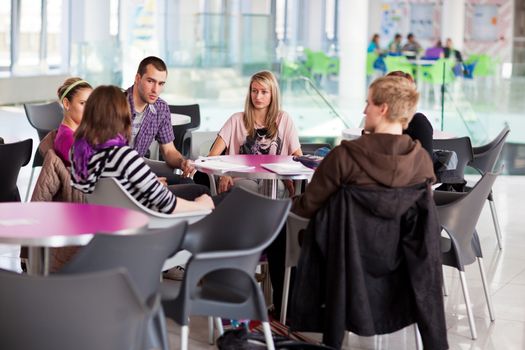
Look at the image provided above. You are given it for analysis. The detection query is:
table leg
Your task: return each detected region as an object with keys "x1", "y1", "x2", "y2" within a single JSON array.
[
  {"x1": 28, "y1": 247, "x2": 49, "y2": 276},
  {"x1": 261, "y1": 179, "x2": 278, "y2": 199}
]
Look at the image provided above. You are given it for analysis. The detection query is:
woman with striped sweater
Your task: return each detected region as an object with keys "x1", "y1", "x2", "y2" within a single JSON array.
[{"x1": 70, "y1": 85, "x2": 214, "y2": 213}]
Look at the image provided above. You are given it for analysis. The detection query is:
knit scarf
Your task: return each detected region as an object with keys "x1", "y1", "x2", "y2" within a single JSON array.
[{"x1": 72, "y1": 134, "x2": 128, "y2": 181}]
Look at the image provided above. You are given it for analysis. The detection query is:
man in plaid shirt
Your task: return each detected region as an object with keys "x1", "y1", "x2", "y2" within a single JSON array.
[{"x1": 126, "y1": 56, "x2": 195, "y2": 184}]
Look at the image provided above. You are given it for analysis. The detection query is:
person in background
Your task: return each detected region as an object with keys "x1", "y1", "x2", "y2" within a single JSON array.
[
  {"x1": 386, "y1": 71, "x2": 434, "y2": 156},
  {"x1": 71, "y1": 85, "x2": 214, "y2": 214},
  {"x1": 208, "y1": 70, "x2": 302, "y2": 196},
  {"x1": 444, "y1": 38, "x2": 463, "y2": 63},
  {"x1": 126, "y1": 56, "x2": 194, "y2": 183},
  {"x1": 388, "y1": 33, "x2": 403, "y2": 56},
  {"x1": 367, "y1": 33, "x2": 382, "y2": 54},
  {"x1": 402, "y1": 33, "x2": 423, "y2": 58},
  {"x1": 424, "y1": 39, "x2": 445, "y2": 59},
  {"x1": 54, "y1": 78, "x2": 93, "y2": 166}
]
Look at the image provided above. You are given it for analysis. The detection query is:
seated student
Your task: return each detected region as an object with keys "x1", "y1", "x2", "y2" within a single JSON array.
[
  {"x1": 293, "y1": 75, "x2": 435, "y2": 217},
  {"x1": 444, "y1": 38, "x2": 463, "y2": 62},
  {"x1": 424, "y1": 39, "x2": 445, "y2": 59},
  {"x1": 367, "y1": 34, "x2": 382, "y2": 54},
  {"x1": 386, "y1": 71, "x2": 433, "y2": 157},
  {"x1": 208, "y1": 70, "x2": 302, "y2": 196},
  {"x1": 402, "y1": 33, "x2": 422, "y2": 59},
  {"x1": 387, "y1": 33, "x2": 403, "y2": 56},
  {"x1": 54, "y1": 77, "x2": 93, "y2": 166},
  {"x1": 70, "y1": 85, "x2": 214, "y2": 214}
]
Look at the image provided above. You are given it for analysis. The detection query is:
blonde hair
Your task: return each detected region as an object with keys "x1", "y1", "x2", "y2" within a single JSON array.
[
  {"x1": 243, "y1": 70, "x2": 281, "y2": 139},
  {"x1": 74, "y1": 86, "x2": 131, "y2": 145},
  {"x1": 57, "y1": 77, "x2": 92, "y2": 103},
  {"x1": 369, "y1": 76, "x2": 419, "y2": 129}
]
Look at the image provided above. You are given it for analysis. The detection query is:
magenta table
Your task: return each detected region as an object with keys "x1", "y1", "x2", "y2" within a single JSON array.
[
  {"x1": 0, "y1": 202, "x2": 149, "y2": 275},
  {"x1": 195, "y1": 154, "x2": 313, "y2": 198}
]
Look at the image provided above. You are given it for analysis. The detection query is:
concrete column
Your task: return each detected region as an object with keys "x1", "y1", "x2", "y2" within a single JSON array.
[
  {"x1": 304, "y1": 0, "x2": 324, "y2": 51},
  {"x1": 337, "y1": 0, "x2": 368, "y2": 105},
  {"x1": 441, "y1": 0, "x2": 465, "y2": 50}
]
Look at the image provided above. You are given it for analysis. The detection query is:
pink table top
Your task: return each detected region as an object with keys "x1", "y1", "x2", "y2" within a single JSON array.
[
  {"x1": 0, "y1": 202, "x2": 149, "y2": 246},
  {"x1": 195, "y1": 154, "x2": 313, "y2": 180}
]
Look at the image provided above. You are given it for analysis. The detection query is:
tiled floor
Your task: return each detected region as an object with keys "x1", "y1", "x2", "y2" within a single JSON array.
[{"x1": 1, "y1": 106, "x2": 525, "y2": 349}]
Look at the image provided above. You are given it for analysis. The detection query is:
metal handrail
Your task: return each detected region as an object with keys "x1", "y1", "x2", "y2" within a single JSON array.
[{"x1": 291, "y1": 76, "x2": 351, "y2": 128}]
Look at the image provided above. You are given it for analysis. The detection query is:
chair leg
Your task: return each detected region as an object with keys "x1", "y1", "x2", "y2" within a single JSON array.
[
  {"x1": 488, "y1": 198, "x2": 503, "y2": 250},
  {"x1": 208, "y1": 316, "x2": 215, "y2": 345},
  {"x1": 478, "y1": 257, "x2": 496, "y2": 321},
  {"x1": 155, "y1": 310, "x2": 170, "y2": 350},
  {"x1": 280, "y1": 267, "x2": 292, "y2": 324},
  {"x1": 442, "y1": 267, "x2": 449, "y2": 297},
  {"x1": 459, "y1": 271, "x2": 478, "y2": 339},
  {"x1": 25, "y1": 167, "x2": 36, "y2": 202},
  {"x1": 181, "y1": 325, "x2": 189, "y2": 350},
  {"x1": 414, "y1": 324, "x2": 423, "y2": 350},
  {"x1": 262, "y1": 321, "x2": 275, "y2": 350},
  {"x1": 214, "y1": 317, "x2": 224, "y2": 336}
]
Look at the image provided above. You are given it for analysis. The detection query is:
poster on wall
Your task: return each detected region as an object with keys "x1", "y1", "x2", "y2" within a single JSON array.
[
  {"x1": 471, "y1": 4, "x2": 498, "y2": 41},
  {"x1": 380, "y1": 2, "x2": 405, "y2": 43},
  {"x1": 410, "y1": 4, "x2": 434, "y2": 39}
]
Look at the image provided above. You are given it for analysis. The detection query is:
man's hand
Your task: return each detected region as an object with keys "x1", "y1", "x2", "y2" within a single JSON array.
[
  {"x1": 219, "y1": 176, "x2": 234, "y2": 193},
  {"x1": 181, "y1": 159, "x2": 195, "y2": 177},
  {"x1": 194, "y1": 194, "x2": 215, "y2": 209}
]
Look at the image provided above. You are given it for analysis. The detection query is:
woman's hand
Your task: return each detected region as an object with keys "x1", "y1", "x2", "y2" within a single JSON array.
[
  {"x1": 218, "y1": 176, "x2": 234, "y2": 193},
  {"x1": 194, "y1": 194, "x2": 215, "y2": 209},
  {"x1": 283, "y1": 179, "x2": 295, "y2": 197}
]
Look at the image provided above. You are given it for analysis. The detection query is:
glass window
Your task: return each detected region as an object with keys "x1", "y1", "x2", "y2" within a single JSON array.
[
  {"x1": 18, "y1": 0, "x2": 42, "y2": 67},
  {"x1": 110, "y1": 0, "x2": 119, "y2": 37},
  {"x1": 0, "y1": 0, "x2": 11, "y2": 69},
  {"x1": 46, "y1": 0, "x2": 62, "y2": 67}
]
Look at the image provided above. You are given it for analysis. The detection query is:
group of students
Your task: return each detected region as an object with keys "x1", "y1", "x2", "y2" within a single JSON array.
[
  {"x1": 49, "y1": 55, "x2": 436, "y2": 323},
  {"x1": 369, "y1": 32, "x2": 463, "y2": 62}
]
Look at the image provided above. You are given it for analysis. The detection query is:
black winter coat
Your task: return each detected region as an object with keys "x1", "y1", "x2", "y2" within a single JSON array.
[{"x1": 290, "y1": 184, "x2": 448, "y2": 350}]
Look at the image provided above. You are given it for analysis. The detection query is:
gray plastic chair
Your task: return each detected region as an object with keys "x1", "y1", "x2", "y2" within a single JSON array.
[
  {"x1": 23, "y1": 101, "x2": 63, "y2": 201},
  {"x1": 0, "y1": 139, "x2": 32, "y2": 202},
  {"x1": 0, "y1": 268, "x2": 151, "y2": 350},
  {"x1": 468, "y1": 124, "x2": 510, "y2": 249},
  {"x1": 161, "y1": 187, "x2": 291, "y2": 350},
  {"x1": 280, "y1": 212, "x2": 309, "y2": 324},
  {"x1": 60, "y1": 223, "x2": 187, "y2": 350},
  {"x1": 435, "y1": 170, "x2": 500, "y2": 340}
]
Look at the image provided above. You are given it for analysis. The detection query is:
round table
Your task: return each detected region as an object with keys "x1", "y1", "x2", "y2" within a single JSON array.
[
  {"x1": 195, "y1": 154, "x2": 313, "y2": 198},
  {"x1": 0, "y1": 202, "x2": 149, "y2": 275}
]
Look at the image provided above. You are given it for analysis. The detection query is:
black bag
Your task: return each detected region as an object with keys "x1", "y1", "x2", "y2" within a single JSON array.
[{"x1": 216, "y1": 327, "x2": 334, "y2": 350}]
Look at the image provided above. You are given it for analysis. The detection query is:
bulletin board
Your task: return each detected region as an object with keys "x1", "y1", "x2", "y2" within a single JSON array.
[
  {"x1": 471, "y1": 4, "x2": 498, "y2": 41},
  {"x1": 410, "y1": 4, "x2": 434, "y2": 39}
]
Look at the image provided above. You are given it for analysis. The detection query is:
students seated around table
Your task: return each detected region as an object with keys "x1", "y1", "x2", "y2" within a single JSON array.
[
  {"x1": 402, "y1": 33, "x2": 423, "y2": 59},
  {"x1": 206, "y1": 70, "x2": 302, "y2": 196},
  {"x1": 54, "y1": 77, "x2": 93, "y2": 166},
  {"x1": 70, "y1": 85, "x2": 214, "y2": 214}
]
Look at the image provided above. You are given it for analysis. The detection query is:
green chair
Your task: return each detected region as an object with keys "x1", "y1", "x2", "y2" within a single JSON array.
[
  {"x1": 472, "y1": 54, "x2": 495, "y2": 78},
  {"x1": 384, "y1": 55, "x2": 413, "y2": 75},
  {"x1": 420, "y1": 58, "x2": 456, "y2": 85},
  {"x1": 366, "y1": 52, "x2": 379, "y2": 77}
]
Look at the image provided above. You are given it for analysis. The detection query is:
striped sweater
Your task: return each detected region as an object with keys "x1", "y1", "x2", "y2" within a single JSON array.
[{"x1": 71, "y1": 146, "x2": 177, "y2": 213}]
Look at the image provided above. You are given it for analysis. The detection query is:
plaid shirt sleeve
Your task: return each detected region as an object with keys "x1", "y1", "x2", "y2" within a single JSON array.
[{"x1": 155, "y1": 99, "x2": 175, "y2": 145}]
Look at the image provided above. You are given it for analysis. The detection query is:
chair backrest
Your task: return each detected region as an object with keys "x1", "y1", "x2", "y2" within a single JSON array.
[
  {"x1": 169, "y1": 104, "x2": 201, "y2": 157},
  {"x1": 190, "y1": 130, "x2": 218, "y2": 159},
  {"x1": 85, "y1": 177, "x2": 211, "y2": 228},
  {"x1": 0, "y1": 268, "x2": 147, "y2": 350},
  {"x1": 23, "y1": 101, "x2": 63, "y2": 140},
  {"x1": 60, "y1": 223, "x2": 187, "y2": 301},
  {"x1": 184, "y1": 187, "x2": 291, "y2": 270},
  {"x1": 469, "y1": 124, "x2": 510, "y2": 174},
  {"x1": 437, "y1": 171, "x2": 500, "y2": 267},
  {"x1": 0, "y1": 139, "x2": 33, "y2": 202},
  {"x1": 433, "y1": 136, "x2": 474, "y2": 182}
]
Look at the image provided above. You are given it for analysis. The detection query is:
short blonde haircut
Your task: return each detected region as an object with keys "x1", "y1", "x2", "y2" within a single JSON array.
[
  {"x1": 243, "y1": 70, "x2": 281, "y2": 139},
  {"x1": 369, "y1": 76, "x2": 419, "y2": 129}
]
